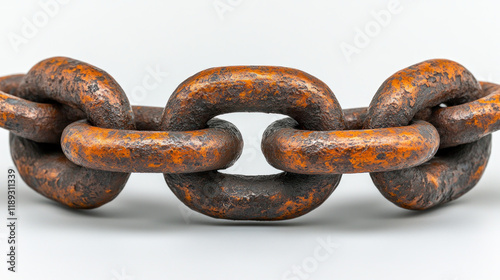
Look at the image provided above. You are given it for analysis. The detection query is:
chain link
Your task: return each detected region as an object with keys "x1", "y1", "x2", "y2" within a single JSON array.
[
  {"x1": 0, "y1": 57, "x2": 498, "y2": 220},
  {"x1": 6, "y1": 57, "x2": 133, "y2": 208}
]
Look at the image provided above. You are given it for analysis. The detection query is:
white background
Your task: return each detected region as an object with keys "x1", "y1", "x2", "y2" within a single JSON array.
[{"x1": 0, "y1": 0, "x2": 499, "y2": 279}]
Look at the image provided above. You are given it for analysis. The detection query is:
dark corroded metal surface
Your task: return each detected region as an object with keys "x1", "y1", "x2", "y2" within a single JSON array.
[
  {"x1": 0, "y1": 74, "x2": 24, "y2": 94},
  {"x1": 364, "y1": 59, "x2": 483, "y2": 130},
  {"x1": 162, "y1": 66, "x2": 344, "y2": 220},
  {"x1": 161, "y1": 66, "x2": 345, "y2": 131},
  {"x1": 0, "y1": 74, "x2": 85, "y2": 143},
  {"x1": 10, "y1": 133, "x2": 130, "y2": 208},
  {"x1": 1, "y1": 57, "x2": 498, "y2": 217},
  {"x1": 371, "y1": 135, "x2": 491, "y2": 210},
  {"x1": 62, "y1": 106, "x2": 243, "y2": 173},
  {"x1": 132, "y1": 106, "x2": 164, "y2": 130},
  {"x1": 167, "y1": 171, "x2": 340, "y2": 220},
  {"x1": 17, "y1": 57, "x2": 135, "y2": 131},
  {"x1": 343, "y1": 107, "x2": 368, "y2": 130},
  {"x1": 8, "y1": 57, "x2": 134, "y2": 208},
  {"x1": 428, "y1": 82, "x2": 500, "y2": 148},
  {"x1": 262, "y1": 117, "x2": 439, "y2": 174},
  {"x1": 365, "y1": 59, "x2": 491, "y2": 210},
  {"x1": 0, "y1": 90, "x2": 85, "y2": 143}
]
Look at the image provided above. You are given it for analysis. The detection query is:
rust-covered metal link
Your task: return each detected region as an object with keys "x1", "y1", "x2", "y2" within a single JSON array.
[
  {"x1": 61, "y1": 110, "x2": 243, "y2": 173},
  {"x1": 4, "y1": 57, "x2": 134, "y2": 208},
  {"x1": 364, "y1": 59, "x2": 492, "y2": 210},
  {"x1": 0, "y1": 56, "x2": 499, "y2": 220},
  {"x1": 262, "y1": 116, "x2": 439, "y2": 174},
  {"x1": 0, "y1": 75, "x2": 86, "y2": 143},
  {"x1": 426, "y1": 81, "x2": 500, "y2": 148},
  {"x1": 371, "y1": 135, "x2": 491, "y2": 210},
  {"x1": 10, "y1": 134, "x2": 130, "y2": 208},
  {"x1": 0, "y1": 88, "x2": 83, "y2": 143},
  {"x1": 162, "y1": 66, "x2": 344, "y2": 220}
]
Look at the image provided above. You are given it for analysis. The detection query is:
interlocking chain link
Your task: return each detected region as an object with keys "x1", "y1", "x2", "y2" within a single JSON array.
[
  {"x1": 6, "y1": 57, "x2": 134, "y2": 208},
  {"x1": 363, "y1": 59, "x2": 491, "y2": 210},
  {"x1": 0, "y1": 57, "x2": 498, "y2": 220},
  {"x1": 161, "y1": 66, "x2": 344, "y2": 220}
]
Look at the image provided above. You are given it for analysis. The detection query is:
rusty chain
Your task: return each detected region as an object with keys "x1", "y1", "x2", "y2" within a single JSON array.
[{"x1": 1, "y1": 57, "x2": 498, "y2": 220}]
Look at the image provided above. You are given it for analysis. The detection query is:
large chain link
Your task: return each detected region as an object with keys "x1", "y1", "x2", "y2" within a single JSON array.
[{"x1": 0, "y1": 57, "x2": 498, "y2": 220}]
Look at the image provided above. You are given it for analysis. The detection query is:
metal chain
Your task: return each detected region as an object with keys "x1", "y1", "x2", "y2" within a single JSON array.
[{"x1": 1, "y1": 57, "x2": 498, "y2": 220}]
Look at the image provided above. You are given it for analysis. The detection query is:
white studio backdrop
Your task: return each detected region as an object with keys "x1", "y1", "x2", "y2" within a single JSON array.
[{"x1": 0, "y1": 0, "x2": 499, "y2": 279}]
